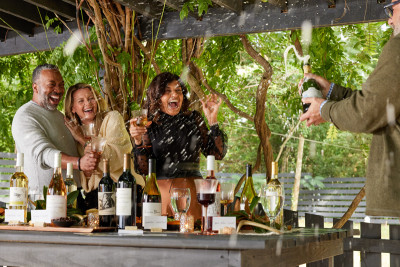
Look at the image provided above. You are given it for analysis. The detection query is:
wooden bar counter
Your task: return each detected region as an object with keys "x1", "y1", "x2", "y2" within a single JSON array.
[{"x1": 0, "y1": 227, "x2": 350, "y2": 266}]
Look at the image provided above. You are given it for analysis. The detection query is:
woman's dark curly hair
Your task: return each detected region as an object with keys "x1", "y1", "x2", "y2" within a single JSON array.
[{"x1": 145, "y1": 72, "x2": 190, "y2": 123}]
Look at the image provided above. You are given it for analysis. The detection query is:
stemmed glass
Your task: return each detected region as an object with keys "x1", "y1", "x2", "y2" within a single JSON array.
[
  {"x1": 259, "y1": 183, "x2": 284, "y2": 228},
  {"x1": 170, "y1": 188, "x2": 191, "y2": 231},
  {"x1": 194, "y1": 179, "x2": 218, "y2": 235},
  {"x1": 132, "y1": 109, "x2": 149, "y2": 148},
  {"x1": 81, "y1": 122, "x2": 97, "y2": 141},
  {"x1": 90, "y1": 136, "x2": 106, "y2": 176},
  {"x1": 219, "y1": 180, "x2": 235, "y2": 216}
]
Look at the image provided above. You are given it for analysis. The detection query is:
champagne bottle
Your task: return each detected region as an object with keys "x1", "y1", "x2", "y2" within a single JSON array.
[
  {"x1": 9, "y1": 153, "x2": 28, "y2": 223},
  {"x1": 142, "y1": 159, "x2": 162, "y2": 229},
  {"x1": 301, "y1": 63, "x2": 322, "y2": 113},
  {"x1": 65, "y1": 162, "x2": 77, "y2": 209},
  {"x1": 204, "y1": 155, "x2": 220, "y2": 232},
  {"x1": 267, "y1": 161, "x2": 284, "y2": 229},
  {"x1": 116, "y1": 153, "x2": 136, "y2": 229},
  {"x1": 241, "y1": 164, "x2": 256, "y2": 209},
  {"x1": 98, "y1": 159, "x2": 116, "y2": 227},
  {"x1": 47, "y1": 152, "x2": 67, "y2": 221}
]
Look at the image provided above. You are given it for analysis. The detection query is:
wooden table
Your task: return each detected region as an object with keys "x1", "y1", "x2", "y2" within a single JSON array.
[{"x1": 0, "y1": 228, "x2": 350, "y2": 266}]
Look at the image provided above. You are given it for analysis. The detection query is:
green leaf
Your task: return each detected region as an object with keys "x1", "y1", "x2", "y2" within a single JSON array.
[
  {"x1": 249, "y1": 196, "x2": 260, "y2": 213},
  {"x1": 67, "y1": 190, "x2": 80, "y2": 206}
]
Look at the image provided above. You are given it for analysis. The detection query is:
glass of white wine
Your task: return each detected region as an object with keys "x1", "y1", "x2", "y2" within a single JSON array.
[
  {"x1": 91, "y1": 136, "x2": 106, "y2": 176},
  {"x1": 219, "y1": 179, "x2": 235, "y2": 216},
  {"x1": 259, "y1": 183, "x2": 283, "y2": 229},
  {"x1": 132, "y1": 109, "x2": 149, "y2": 148}
]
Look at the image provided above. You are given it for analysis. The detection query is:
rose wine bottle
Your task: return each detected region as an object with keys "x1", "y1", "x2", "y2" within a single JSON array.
[
  {"x1": 47, "y1": 152, "x2": 67, "y2": 221},
  {"x1": 142, "y1": 159, "x2": 162, "y2": 229},
  {"x1": 116, "y1": 153, "x2": 136, "y2": 229},
  {"x1": 65, "y1": 162, "x2": 77, "y2": 209},
  {"x1": 9, "y1": 153, "x2": 29, "y2": 223},
  {"x1": 204, "y1": 155, "x2": 220, "y2": 232},
  {"x1": 98, "y1": 159, "x2": 116, "y2": 227}
]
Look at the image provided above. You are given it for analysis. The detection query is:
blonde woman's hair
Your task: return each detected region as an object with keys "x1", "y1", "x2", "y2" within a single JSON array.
[{"x1": 64, "y1": 83, "x2": 108, "y2": 125}]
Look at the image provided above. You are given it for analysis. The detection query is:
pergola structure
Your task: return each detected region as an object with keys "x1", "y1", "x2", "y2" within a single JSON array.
[{"x1": 0, "y1": 0, "x2": 389, "y2": 57}]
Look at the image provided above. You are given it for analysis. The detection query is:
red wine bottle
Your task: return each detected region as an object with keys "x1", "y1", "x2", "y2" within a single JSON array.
[
  {"x1": 116, "y1": 153, "x2": 137, "y2": 229},
  {"x1": 98, "y1": 159, "x2": 116, "y2": 227}
]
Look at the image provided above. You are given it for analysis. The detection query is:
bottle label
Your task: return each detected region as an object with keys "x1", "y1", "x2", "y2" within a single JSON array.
[
  {"x1": 142, "y1": 202, "x2": 162, "y2": 227},
  {"x1": 116, "y1": 188, "x2": 132, "y2": 216},
  {"x1": 47, "y1": 195, "x2": 67, "y2": 220},
  {"x1": 9, "y1": 187, "x2": 27, "y2": 207},
  {"x1": 207, "y1": 192, "x2": 221, "y2": 217},
  {"x1": 98, "y1": 192, "x2": 116, "y2": 215}
]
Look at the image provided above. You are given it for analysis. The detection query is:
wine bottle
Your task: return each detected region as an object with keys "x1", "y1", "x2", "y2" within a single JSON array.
[
  {"x1": 204, "y1": 155, "x2": 220, "y2": 232},
  {"x1": 267, "y1": 161, "x2": 284, "y2": 229},
  {"x1": 9, "y1": 153, "x2": 28, "y2": 223},
  {"x1": 47, "y1": 152, "x2": 67, "y2": 221},
  {"x1": 98, "y1": 159, "x2": 116, "y2": 227},
  {"x1": 142, "y1": 159, "x2": 162, "y2": 229},
  {"x1": 65, "y1": 162, "x2": 77, "y2": 209},
  {"x1": 116, "y1": 153, "x2": 136, "y2": 229},
  {"x1": 301, "y1": 63, "x2": 322, "y2": 113},
  {"x1": 241, "y1": 164, "x2": 256, "y2": 208}
]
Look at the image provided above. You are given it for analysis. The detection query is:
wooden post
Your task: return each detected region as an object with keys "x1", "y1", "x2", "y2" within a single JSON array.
[
  {"x1": 292, "y1": 135, "x2": 305, "y2": 211},
  {"x1": 333, "y1": 218, "x2": 354, "y2": 267},
  {"x1": 390, "y1": 225, "x2": 400, "y2": 265},
  {"x1": 361, "y1": 222, "x2": 381, "y2": 267}
]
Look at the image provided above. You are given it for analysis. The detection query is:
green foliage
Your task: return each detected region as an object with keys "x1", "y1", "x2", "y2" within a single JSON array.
[
  {"x1": 301, "y1": 175, "x2": 325, "y2": 190},
  {"x1": 180, "y1": 0, "x2": 212, "y2": 20}
]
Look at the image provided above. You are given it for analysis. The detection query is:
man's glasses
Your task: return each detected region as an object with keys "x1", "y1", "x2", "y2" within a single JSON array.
[{"x1": 384, "y1": 0, "x2": 400, "y2": 18}]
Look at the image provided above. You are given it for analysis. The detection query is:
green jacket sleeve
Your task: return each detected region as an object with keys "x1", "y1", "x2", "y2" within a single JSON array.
[{"x1": 321, "y1": 35, "x2": 400, "y2": 133}]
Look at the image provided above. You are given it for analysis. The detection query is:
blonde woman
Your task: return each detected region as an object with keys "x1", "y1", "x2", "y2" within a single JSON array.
[{"x1": 64, "y1": 83, "x2": 144, "y2": 211}]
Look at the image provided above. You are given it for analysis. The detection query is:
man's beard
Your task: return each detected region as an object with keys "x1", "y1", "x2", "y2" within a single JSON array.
[{"x1": 38, "y1": 93, "x2": 59, "y2": 111}]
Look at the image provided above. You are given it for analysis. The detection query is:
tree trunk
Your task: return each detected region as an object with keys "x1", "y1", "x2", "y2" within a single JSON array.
[{"x1": 292, "y1": 135, "x2": 305, "y2": 211}]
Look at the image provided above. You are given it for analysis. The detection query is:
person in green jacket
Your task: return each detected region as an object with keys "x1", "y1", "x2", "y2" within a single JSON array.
[{"x1": 299, "y1": 0, "x2": 400, "y2": 217}]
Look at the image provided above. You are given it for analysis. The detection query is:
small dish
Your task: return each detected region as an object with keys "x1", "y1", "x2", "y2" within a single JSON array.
[{"x1": 52, "y1": 218, "x2": 75, "y2": 227}]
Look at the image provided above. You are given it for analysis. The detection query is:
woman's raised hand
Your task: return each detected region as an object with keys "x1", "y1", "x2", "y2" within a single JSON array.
[
  {"x1": 200, "y1": 94, "x2": 222, "y2": 125},
  {"x1": 64, "y1": 117, "x2": 86, "y2": 146},
  {"x1": 129, "y1": 118, "x2": 147, "y2": 145}
]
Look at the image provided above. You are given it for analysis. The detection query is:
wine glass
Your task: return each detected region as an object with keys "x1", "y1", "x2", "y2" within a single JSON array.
[
  {"x1": 259, "y1": 183, "x2": 284, "y2": 228},
  {"x1": 132, "y1": 109, "x2": 149, "y2": 148},
  {"x1": 219, "y1": 180, "x2": 235, "y2": 216},
  {"x1": 91, "y1": 136, "x2": 106, "y2": 175},
  {"x1": 81, "y1": 122, "x2": 97, "y2": 141},
  {"x1": 170, "y1": 188, "x2": 191, "y2": 230},
  {"x1": 194, "y1": 179, "x2": 218, "y2": 235}
]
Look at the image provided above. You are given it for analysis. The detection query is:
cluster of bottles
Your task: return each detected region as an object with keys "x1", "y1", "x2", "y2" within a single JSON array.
[{"x1": 9, "y1": 152, "x2": 161, "y2": 229}]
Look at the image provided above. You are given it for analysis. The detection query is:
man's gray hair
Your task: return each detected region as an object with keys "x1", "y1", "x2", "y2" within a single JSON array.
[{"x1": 32, "y1": 64, "x2": 59, "y2": 83}]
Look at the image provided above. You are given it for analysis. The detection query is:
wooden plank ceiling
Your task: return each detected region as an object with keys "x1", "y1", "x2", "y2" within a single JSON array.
[{"x1": 0, "y1": 0, "x2": 390, "y2": 56}]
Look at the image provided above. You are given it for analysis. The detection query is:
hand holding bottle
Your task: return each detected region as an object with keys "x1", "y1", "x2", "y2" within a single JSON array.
[
  {"x1": 299, "y1": 97, "x2": 326, "y2": 126},
  {"x1": 299, "y1": 73, "x2": 331, "y2": 98}
]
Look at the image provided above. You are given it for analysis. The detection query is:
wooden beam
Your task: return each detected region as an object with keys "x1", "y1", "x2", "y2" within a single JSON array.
[
  {"x1": 140, "y1": 0, "x2": 387, "y2": 40},
  {"x1": 0, "y1": 0, "x2": 56, "y2": 25},
  {"x1": 212, "y1": 0, "x2": 242, "y2": 14},
  {"x1": 0, "y1": 21, "x2": 77, "y2": 56},
  {"x1": 61, "y1": 0, "x2": 91, "y2": 12},
  {"x1": 0, "y1": 11, "x2": 35, "y2": 35},
  {"x1": 113, "y1": 0, "x2": 164, "y2": 19},
  {"x1": 157, "y1": 0, "x2": 199, "y2": 19},
  {"x1": 24, "y1": 0, "x2": 76, "y2": 20},
  {"x1": 0, "y1": 27, "x2": 7, "y2": 42}
]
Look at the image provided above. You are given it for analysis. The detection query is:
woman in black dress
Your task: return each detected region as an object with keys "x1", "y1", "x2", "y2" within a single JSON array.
[{"x1": 129, "y1": 72, "x2": 227, "y2": 220}]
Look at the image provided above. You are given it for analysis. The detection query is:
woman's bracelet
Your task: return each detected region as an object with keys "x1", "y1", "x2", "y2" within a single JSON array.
[
  {"x1": 83, "y1": 140, "x2": 91, "y2": 149},
  {"x1": 77, "y1": 157, "x2": 82, "y2": 171}
]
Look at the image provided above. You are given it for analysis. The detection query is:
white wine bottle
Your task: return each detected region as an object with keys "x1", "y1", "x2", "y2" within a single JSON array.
[
  {"x1": 267, "y1": 161, "x2": 284, "y2": 229},
  {"x1": 142, "y1": 159, "x2": 162, "y2": 229},
  {"x1": 204, "y1": 155, "x2": 220, "y2": 232},
  {"x1": 301, "y1": 63, "x2": 322, "y2": 113},
  {"x1": 241, "y1": 164, "x2": 256, "y2": 207},
  {"x1": 116, "y1": 153, "x2": 136, "y2": 229},
  {"x1": 47, "y1": 153, "x2": 67, "y2": 221},
  {"x1": 9, "y1": 153, "x2": 29, "y2": 223},
  {"x1": 98, "y1": 159, "x2": 116, "y2": 227},
  {"x1": 65, "y1": 162, "x2": 77, "y2": 209}
]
